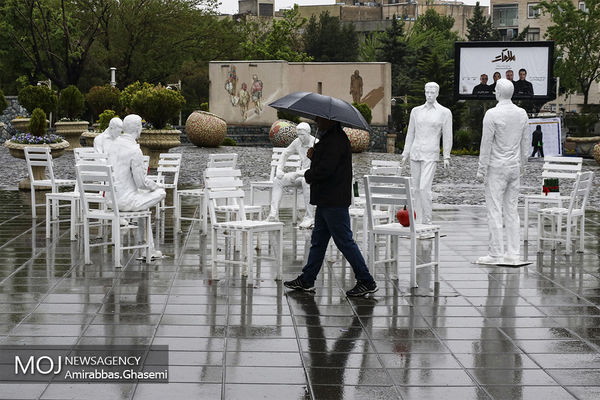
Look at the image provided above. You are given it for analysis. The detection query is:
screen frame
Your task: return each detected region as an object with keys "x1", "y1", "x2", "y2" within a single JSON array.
[{"x1": 454, "y1": 41, "x2": 555, "y2": 101}]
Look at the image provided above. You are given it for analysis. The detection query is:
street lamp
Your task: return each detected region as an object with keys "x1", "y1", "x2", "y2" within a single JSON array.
[
  {"x1": 110, "y1": 67, "x2": 117, "y2": 87},
  {"x1": 166, "y1": 80, "x2": 182, "y2": 126},
  {"x1": 37, "y1": 79, "x2": 52, "y2": 126}
]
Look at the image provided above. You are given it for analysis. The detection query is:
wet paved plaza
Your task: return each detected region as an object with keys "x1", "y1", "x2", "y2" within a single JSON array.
[{"x1": 0, "y1": 145, "x2": 599, "y2": 399}]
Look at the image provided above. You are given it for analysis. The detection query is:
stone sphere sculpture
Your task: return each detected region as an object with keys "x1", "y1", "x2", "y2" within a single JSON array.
[
  {"x1": 343, "y1": 127, "x2": 370, "y2": 153},
  {"x1": 269, "y1": 119, "x2": 298, "y2": 147},
  {"x1": 185, "y1": 110, "x2": 227, "y2": 147}
]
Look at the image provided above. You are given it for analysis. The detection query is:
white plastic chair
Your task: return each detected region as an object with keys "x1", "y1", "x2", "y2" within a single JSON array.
[
  {"x1": 76, "y1": 163, "x2": 152, "y2": 267},
  {"x1": 349, "y1": 159, "x2": 401, "y2": 251},
  {"x1": 364, "y1": 175, "x2": 441, "y2": 288},
  {"x1": 207, "y1": 175, "x2": 283, "y2": 281},
  {"x1": 175, "y1": 154, "x2": 238, "y2": 233},
  {"x1": 537, "y1": 171, "x2": 594, "y2": 254},
  {"x1": 249, "y1": 148, "x2": 303, "y2": 222},
  {"x1": 154, "y1": 153, "x2": 182, "y2": 221},
  {"x1": 45, "y1": 152, "x2": 110, "y2": 241},
  {"x1": 24, "y1": 147, "x2": 76, "y2": 219},
  {"x1": 523, "y1": 156, "x2": 583, "y2": 241}
]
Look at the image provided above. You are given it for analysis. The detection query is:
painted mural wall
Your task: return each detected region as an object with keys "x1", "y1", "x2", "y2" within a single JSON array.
[{"x1": 209, "y1": 61, "x2": 391, "y2": 126}]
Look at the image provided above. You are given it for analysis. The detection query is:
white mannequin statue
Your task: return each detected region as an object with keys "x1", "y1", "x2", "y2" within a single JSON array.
[
  {"x1": 401, "y1": 82, "x2": 452, "y2": 224},
  {"x1": 105, "y1": 114, "x2": 166, "y2": 259},
  {"x1": 266, "y1": 122, "x2": 316, "y2": 228},
  {"x1": 476, "y1": 78, "x2": 529, "y2": 264},
  {"x1": 93, "y1": 117, "x2": 122, "y2": 153}
]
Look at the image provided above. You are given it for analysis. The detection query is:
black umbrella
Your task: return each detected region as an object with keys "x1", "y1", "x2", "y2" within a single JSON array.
[{"x1": 269, "y1": 91, "x2": 371, "y2": 131}]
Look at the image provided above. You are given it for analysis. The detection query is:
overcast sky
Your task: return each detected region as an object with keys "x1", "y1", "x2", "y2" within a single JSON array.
[{"x1": 217, "y1": 0, "x2": 489, "y2": 15}]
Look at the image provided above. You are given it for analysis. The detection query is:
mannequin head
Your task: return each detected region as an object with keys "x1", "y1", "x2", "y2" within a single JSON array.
[
  {"x1": 108, "y1": 117, "x2": 123, "y2": 140},
  {"x1": 122, "y1": 114, "x2": 142, "y2": 140},
  {"x1": 495, "y1": 78, "x2": 514, "y2": 101},
  {"x1": 296, "y1": 122, "x2": 312, "y2": 146},
  {"x1": 424, "y1": 82, "x2": 439, "y2": 104}
]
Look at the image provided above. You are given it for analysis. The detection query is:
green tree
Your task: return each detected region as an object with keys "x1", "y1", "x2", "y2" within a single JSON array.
[
  {"x1": 539, "y1": 0, "x2": 600, "y2": 104},
  {"x1": 303, "y1": 12, "x2": 359, "y2": 61},
  {"x1": 242, "y1": 5, "x2": 311, "y2": 61},
  {"x1": 376, "y1": 17, "x2": 409, "y2": 96},
  {"x1": 466, "y1": 2, "x2": 500, "y2": 41},
  {"x1": 1, "y1": 0, "x2": 113, "y2": 89},
  {"x1": 358, "y1": 31, "x2": 384, "y2": 62}
]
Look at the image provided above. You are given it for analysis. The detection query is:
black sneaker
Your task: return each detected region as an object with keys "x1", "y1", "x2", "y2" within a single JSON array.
[
  {"x1": 346, "y1": 281, "x2": 378, "y2": 297},
  {"x1": 283, "y1": 276, "x2": 315, "y2": 292}
]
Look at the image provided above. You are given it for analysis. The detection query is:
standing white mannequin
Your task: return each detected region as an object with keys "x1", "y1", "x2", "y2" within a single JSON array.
[
  {"x1": 266, "y1": 122, "x2": 315, "y2": 228},
  {"x1": 476, "y1": 79, "x2": 529, "y2": 264},
  {"x1": 401, "y1": 82, "x2": 452, "y2": 224},
  {"x1": 93, "y1": 117, "x2": 122, "y2": 153},
  {"x1": 105, "y1": 114, "x2": 166, "y2": 259}
]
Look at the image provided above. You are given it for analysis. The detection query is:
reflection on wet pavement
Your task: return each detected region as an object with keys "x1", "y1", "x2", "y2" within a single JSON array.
[{"x1": 0, "y1": 187, "x2": 599, "y2": 400}]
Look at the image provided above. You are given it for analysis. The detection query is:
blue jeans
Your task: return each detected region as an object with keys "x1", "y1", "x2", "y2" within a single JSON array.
[{"x1": 301, "y1": 206, "x2": 374, "y2": 287}]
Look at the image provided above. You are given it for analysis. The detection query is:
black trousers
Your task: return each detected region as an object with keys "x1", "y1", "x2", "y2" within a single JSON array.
[{"x1": 531, "y1": 145, "x2": 544, "y2": 157}]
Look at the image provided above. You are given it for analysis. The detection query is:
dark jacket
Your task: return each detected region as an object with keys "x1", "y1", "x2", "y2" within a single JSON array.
[
  {"x1": 514, "y1": 79, "x2": 534, "y2": 96},
  {"x1": 532, "y1": 128, "x2": 543, "y2": 146},
  {"x1": 304, "y1": 124, "x2": 352, "y2": 207}
]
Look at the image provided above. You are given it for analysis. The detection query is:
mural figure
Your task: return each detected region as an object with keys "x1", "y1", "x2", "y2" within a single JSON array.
[
  {"x1": 224, "y1": 66, "x2": 238, "y2": 106},
  {"x1": 238, "y1": 82, "x2": 250, "y2": 119},
  {"x1": 350, "y1": 70, "x2": 363, "y2": 103},
  {"x1": 251, "y1": 74, "x2": 263, "y2": 113}
]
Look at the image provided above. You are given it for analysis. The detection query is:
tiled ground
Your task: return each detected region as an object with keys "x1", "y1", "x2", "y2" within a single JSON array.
[{"x1": 0, "y1": 188, "x2": 599, "y2": 400}]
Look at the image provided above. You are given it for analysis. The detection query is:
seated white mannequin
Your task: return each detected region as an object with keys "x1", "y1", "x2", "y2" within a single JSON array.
[
  {"x1": 105, "y1": 114, "x2": 166, "y2": 259},
  {"x1": 266, "y1": 122, "x2": 315, "y2": 228},
  {"x1": 93, "y1": 117, "x2": 122, "y2": 153}
]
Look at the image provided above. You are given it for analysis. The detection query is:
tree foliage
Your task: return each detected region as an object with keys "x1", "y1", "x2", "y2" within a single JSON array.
[
  {"x1": 539, "y1": 0, "x2": 600, "y2": 104},
  {"x1": 303, "y1": 12, "x2": 359, "y2": 61},
  {"x1": 58, "y1": 85, "x2": 85, "y2": 120},
  {"x1": 466, "y1": 2, "x2": 500, "y2": 41},
  {"x1": 18, "y1": 85, "x2": 57, "y2": 114},
  {"x1": 242, "y1": 5, "x2": 311, "y2": 61}
]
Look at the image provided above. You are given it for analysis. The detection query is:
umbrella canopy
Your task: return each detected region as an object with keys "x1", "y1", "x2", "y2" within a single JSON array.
[{"x1": 269, "y1": 91, "x2": 371, "y2": 131}]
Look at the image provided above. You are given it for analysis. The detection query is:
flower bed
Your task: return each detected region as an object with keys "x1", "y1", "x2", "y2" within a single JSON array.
[{"x1": 9, "y1": 132, "x2": 64, "y2": 144}]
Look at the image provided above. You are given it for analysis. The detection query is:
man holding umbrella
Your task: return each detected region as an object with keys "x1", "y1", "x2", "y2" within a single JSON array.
[{"x1": 270, "y1": 92, "x2": 377, "y2": 296}]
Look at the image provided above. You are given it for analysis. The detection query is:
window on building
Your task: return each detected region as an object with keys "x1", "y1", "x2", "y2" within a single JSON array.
[
  {"x1": 317, "y1": 82, "x2": 322, "y2": 94},
  {"x1": 498, "y1": 28, "x2": 518, "y2": 41},
  {"x1": 493, "y1": 4, "x2": 519, "y2": 28},
  {"x1": 528, "y1": 3, "x2": 540, "y2": 18},
  {"x1": 527, "y1": 28, "x2": 540, "y2": 41},
  {"x1": 579, "y1": 1, "x2": 588, "y2": 12},
  {"x1": 258, "y1": 3, "x2": 273, "y2": 16}
]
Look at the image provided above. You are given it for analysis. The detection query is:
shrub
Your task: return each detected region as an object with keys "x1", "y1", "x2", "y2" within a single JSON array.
[
  {"x1": 58, "y1": 85, "x2": 85, "y2": 120},
  {"x1": 0, "y1": 88, "x2": 8, "y2": 112},
  {"x1": 200, "y1": 102, "x2": 209, "y2": 112},
  {"x1": 221, "y1": 137, "x2": 237, "y2": 146},
  {"x1": 28, "y1": 108, "x2": 47, "y2": 137},
  {"x1": 98, "y1": 109, "x2": 118, "y2": 131},
  {"x1": 18, "y1": 85, "x2": 57, "y2": 114},
  {"x1": 86, "y1": 85, "x2": 121, "y2": 117},
  {"x1": 131, "y1": 85, "x2": 185, "y2": 129},
  {"x1": 276, "y1": 110, "x2": 300, "y2": 123},
  {"x1": 352, "y1": 102, "x2": 372, "y2": 125},
  {"x1": 120, "y1": 81, "x2": 153, "y2": 113},
  {"x1": 454, "y1": 129, "x2": 472, "y2": 150}
]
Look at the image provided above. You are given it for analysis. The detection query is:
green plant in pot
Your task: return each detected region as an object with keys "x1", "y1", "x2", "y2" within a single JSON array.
[
  {"x1": 13, "y1": 84, "x2": 57, "y2": 133},
  {"x1": 3, "y1": 108, "x2": 69, "y2": 190},
  {"x1": 55, "y1": 85, "x2": 89, "y2": 150},
  {"x1": 86, "y1": 85, "x2": 121, "y2": 118},
  {"x1": 130, "y1": 84, "x2": 185, "y2": 167}
]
